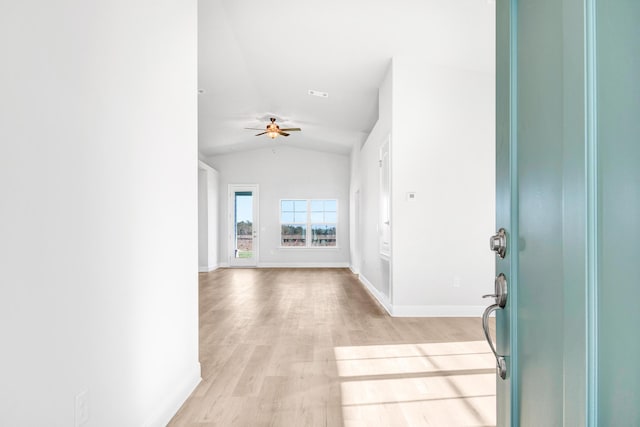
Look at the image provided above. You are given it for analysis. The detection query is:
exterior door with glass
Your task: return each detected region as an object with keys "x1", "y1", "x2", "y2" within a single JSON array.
[{"x1": 229, "y1": 185, "x2": 258, "y2": 267}]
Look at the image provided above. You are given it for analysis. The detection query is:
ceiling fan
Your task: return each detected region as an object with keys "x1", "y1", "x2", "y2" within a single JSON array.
[{"x1": 245, "y1": 118, "x2": 301, "y2": 139}]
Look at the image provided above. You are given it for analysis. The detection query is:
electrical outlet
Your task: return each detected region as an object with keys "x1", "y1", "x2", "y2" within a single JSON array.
[{"x1": 75, "y1": 390, "x2": 89, "y2": 427}]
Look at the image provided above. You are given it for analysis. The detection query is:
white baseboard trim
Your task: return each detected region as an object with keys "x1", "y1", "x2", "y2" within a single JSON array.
[
  {"x1": 143, "y1": 362, "x2": 201, "y2": 427},
  {"x1": 349, "y1": 265, "x2": 360, "y2": 275},
  {"x1": 218, "y1": 262, "x2": 230, "y2": 268},
  {"x1": 257, "y1": 262, "x2": 350, "y2": 268},
  {"x1": 356, "y1": 274, "x2": 484, "y2": 317},
  {"x1": 391, "y1": 305, "x2": 487, "y2": 317},
  {"x1": 358, "y1": 273, "x2": 393, "y2": 316},
  {"x1": 198, "y1": 264, "x2": 218, "y2": 273}
]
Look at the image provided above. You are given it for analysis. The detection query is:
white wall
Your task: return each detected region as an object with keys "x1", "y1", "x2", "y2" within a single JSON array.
[
  {"x1": 391, "y1": 56, "x2": 495, "y2": 316},
  {"x1": 198, "y1": 169, "x2": 209, "y2": 267},
  {"x1": 351, "y1": 58, "x2": 495, "y2": 316},
  {"x1": 198, "y1": 161, "x2": 219, "y2": 271},
  {"x1": 0, "y1": 2, "x2": 199, "y2": 426},
  {"x1": 350, "y1": 62, "x2": 393, "y2": 307},
  {"x1": 208, "y1": 146, "x2": 350, "y2": 267}
]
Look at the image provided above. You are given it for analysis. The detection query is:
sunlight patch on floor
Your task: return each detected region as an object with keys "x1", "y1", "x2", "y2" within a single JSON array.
[{"x1": 335, "y1": 341, "x2": 496, "y2": 427}]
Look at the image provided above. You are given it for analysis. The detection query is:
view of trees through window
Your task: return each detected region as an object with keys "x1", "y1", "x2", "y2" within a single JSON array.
[
  {"x1": 234, "y1": 192, "x2": 253, "y2": 259},
  {"x1": 281, "y1": 200, "x2": 337, "y2": 247},
  {"x1": 235, "y1": 220, "x2": 253, "y2": 258}
]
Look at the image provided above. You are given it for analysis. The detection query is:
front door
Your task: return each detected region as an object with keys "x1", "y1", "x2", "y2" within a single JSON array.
[
  {"x1": 492, "y1": 0, "x2": 640, "y2": 425},
  {"x1": 229, "y1": 185, "x2": 258, "y2": 267}
]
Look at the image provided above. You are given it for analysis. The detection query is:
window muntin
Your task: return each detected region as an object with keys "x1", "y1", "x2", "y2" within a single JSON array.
[{"x1": 280, "y1": 199, "x2": 337, "y2": 247}]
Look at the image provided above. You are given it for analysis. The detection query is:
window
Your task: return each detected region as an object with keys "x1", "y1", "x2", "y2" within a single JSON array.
[{"x1": 281, "y1": 199, "x2": 337, "y2": 247}]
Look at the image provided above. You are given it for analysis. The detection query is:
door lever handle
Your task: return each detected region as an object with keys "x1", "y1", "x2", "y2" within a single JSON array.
[
  {"x1": 481, "y1": 273, "x2": 508, "y2": 380},
  {"x1": 484, "y1": 273, "x2": 507, "y2": 308},
  {"x1": 483, "y1": 303, "x2": 507, "y2": 379}
]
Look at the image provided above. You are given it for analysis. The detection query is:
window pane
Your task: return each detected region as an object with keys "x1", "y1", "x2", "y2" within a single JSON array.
[
  {"x1": 281, "y1": 224, "x2": 306, "y2": 246},
  {"x1": 325, "y1": 212, "x2": 337, "y2": 223},
  {"x1": 311, "y1": 200, "x2": 324, "y2": 211},
  {"x1": 311, "y1": 212, "x2": 324, "y2": 222},
  {"x1": 281, "y1": 211, "x2": 294, "y2": 223},
  {"x1": 281, "y1": 200, "x2": 294, "y2": 211},
  {"x1": 294, "y1": 200, "x2": 307, "y2": 211},
  {"x1": 311, "y1": 225, "x2": 336, "y2": 247},
  {"x1": 293, "y1": 212, "x2": 307, "y2": 222},
  {"x1": 324, "y1": 200, "x2": 337, "y2": 211}
]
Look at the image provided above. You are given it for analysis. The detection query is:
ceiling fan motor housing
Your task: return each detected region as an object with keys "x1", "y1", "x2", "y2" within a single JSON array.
[{"x1": 244, "y1": 117, "x2": 301, "y2": 139}]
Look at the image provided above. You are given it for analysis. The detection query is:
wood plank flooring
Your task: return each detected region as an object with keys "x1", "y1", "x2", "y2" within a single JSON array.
[{"x1": 168, "y1": 268, "x2": 496, "y2": 427}]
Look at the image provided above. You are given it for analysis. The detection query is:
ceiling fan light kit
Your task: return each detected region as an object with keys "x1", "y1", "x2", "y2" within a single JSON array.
[{"x1": 245, "y1": 117, "x2": 301, "y2": 140}]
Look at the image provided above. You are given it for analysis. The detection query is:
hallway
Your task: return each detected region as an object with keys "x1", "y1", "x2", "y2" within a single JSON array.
[{"x1": 169, "y1": 268, "x2": 496, "y2": 426}]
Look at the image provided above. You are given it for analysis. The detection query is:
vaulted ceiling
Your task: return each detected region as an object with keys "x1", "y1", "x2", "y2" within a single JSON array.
[{"x1": 198, "y1": 0, "x2": 495, "y2": 156}]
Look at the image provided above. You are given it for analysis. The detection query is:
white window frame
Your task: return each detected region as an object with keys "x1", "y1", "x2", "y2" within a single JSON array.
[{"x1": 279, "y1": 199, "x2": 339, "y2": 249}]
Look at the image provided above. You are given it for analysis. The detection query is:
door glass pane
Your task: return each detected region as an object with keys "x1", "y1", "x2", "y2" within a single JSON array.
[{"x1": 234, "y1": 192, "x2": 253, "y2": 258}]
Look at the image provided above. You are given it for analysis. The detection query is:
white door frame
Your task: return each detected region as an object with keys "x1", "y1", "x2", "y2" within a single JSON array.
[{"x1": 228, "y1": 184, "x2": 259, "y2": 267}]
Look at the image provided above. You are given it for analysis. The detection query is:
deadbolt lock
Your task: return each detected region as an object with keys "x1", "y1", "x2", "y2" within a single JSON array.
[{"x1": 490, "y1": 228, "x2": 507, "y2": 259}]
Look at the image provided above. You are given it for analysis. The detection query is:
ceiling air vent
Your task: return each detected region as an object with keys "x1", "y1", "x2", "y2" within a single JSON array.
[{"x1": 308, "y1": 89, "x2": 329, "y2": 98}]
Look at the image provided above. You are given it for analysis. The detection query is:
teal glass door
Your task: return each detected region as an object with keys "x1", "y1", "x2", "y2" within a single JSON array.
[{"x1": 495, "y1": 0, "x2": 640, "y2": 425}]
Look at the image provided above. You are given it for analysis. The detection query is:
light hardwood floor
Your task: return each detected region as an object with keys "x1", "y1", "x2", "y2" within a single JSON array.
[{"x1": 169, "y1": 268, "x2": 496, "y2": 427}]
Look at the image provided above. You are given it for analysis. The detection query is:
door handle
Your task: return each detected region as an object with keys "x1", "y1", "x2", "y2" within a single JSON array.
[
  {"x1": 483, "y1": 273, "x2": 507, "y2": 308},
  {"x1": 482, "y1": 273, "x2": 508, "y2": 379},
  {"x1": 483, "y1": 303, "x2": 507, "y2": 379}
]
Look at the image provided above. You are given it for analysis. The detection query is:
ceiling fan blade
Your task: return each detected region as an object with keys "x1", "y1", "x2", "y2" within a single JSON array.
[
  {"x1": 255, "y1": 132, "x2": 267, "y2": 136},
  {"x1": 245, "y1": 127, "x2": 266, "y2": 130},
  {"x1": 279, "y1": 128, "x2": 301, "y2": 131},
  {"x1": 278, "y1": 131, "x2": 290, "y2": 137}
]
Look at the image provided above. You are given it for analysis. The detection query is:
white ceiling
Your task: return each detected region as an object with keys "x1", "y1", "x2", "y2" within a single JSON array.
[{"x1": 198, "y1": 0, "x2": 495, "y2": 156}]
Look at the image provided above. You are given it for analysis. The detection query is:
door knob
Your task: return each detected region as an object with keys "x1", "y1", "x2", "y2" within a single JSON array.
[{"x1": 490, "y1": 228, "x2": 507, "y2": 259}]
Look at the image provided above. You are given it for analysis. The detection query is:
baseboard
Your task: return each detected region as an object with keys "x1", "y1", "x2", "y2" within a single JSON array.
[
  {"x1": 257, "y1": 262, "x2": 350, "y2": 268},
  {"x1": 349, "y1": 265, "x2": 360, "y2": 275},
  {"x1": 218, "y1": 262, "x2": 230, "y2": 268},
  {"x1": 391, "y1": 305, "x2": 487, "y2": 317},
  {"x1": 198, "y1": 264, "x2": 218, "y2": 273},
  {"x1": 143, "y1": 363, "x2": 201, "y2": 427},
  {"x1": 356, "y1": 274, "x2": 485, "y2": 317},
  {"x1": 358, "y1": 274, "x2": 393, "y2": 316}
]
